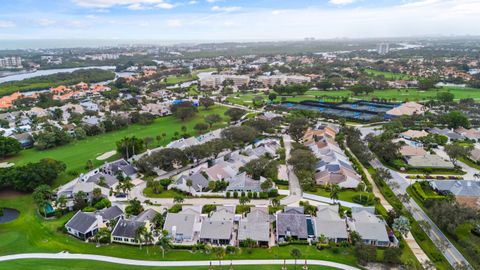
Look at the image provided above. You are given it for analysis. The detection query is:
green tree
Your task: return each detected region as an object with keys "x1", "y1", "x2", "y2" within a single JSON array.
[
  {"x1": 224, "y1": 108, "x2": 246, "y2": 122},
  {"x1": 116, "y1": 136, "x2": 145, "y2": 159},
  {"x1": 205, "y1": 114, "x2": 222, "y2": 128},
  {"x1": 0, "y1": 136, "x2": 22, "y2": 158},
  {"x1": 193, "y1": 122, "x2": 209, "y2": 134},
  {"x1": 32, "y1": 184, "x2": 52, "y2": 217},
  {"x1": 444, "y1": 143, "x2": 472, "y2": 166},
  {"x1": 268, "y1": 92, "x2": 277, "y2": 102},
  {"x1": 329, "y1": 185, "x2": 340, "y2": 203},
  {"x1": 288, "y1": 118, "x2": 309, "y2": 142},
  {"x1": 171, "y1": 101, "x2": 198, "y2": 121},
  {"x1": 436, "y1": 92, "x2": 454, "y2": 103},
  {"x1": 290, "y1": 248, "x2": 302, "y2": 270},
  {"x1": 392, "y1": 216, "x2": 411, "y2": 237},
  {"x1": 126, "y1": 198, "x2": 144, "y2": 216},
  {"x1": 199, "y1": 97, "x2": 215, "y2": 110}
]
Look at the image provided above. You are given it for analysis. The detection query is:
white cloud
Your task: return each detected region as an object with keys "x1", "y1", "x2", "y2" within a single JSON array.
[
  {"x1": 188, "y1": 0, "x2": 198, "y2": 4},
  {"x1": 156, "y1": 2, "x2": 174, "y2": 8},
  {"x1": 167, "y1": 19, "x2": 182, "y2": 27},
  {"x1": 73, "y1": 0, "x2": 174, "y2": 9},
  {"x1": 211, "y1": 5, "x2": 241, "y2": 12},
  {"x1": 329, "y1": 0, "x2": 357, "y2": 5},
  {"x1": 206, "y1": 0, "x2": 222, "y2": 3},
  {"x1": 0, "y1": 20, "x2": 15, "y2": 28},
  {"x1": 34, "y1": 18, "x2": 56, "y2": 26}
]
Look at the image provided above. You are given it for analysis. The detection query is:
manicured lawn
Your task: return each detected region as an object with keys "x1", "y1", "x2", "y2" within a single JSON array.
[
  {"x1": 164, "y1": 74, "x2": 197, "y2": 85},
  {"x1": 309, "y1": 188, "x2": 372, "y2": 205},
  {"x1": 0, "y1": 194, "x2": 359, "y2": 267},
  {"x1": 143, "y1": 188, "x2": 187, "y2": 198},
  {"x1": 227, "y1": 87, "x2": 480, "y2": 107},
  {"x1": 4, "y1": 106, "x2": 228, "y2": 186},
  {"x1": 363, "y1": 69, "x2": 418, "y2": 81},
  {"x1": 0, "y1": 260, "x2": 339, "y2": 270},
  {"x1": 459, "y1": 157, "x2": 480, "y2": 170}
]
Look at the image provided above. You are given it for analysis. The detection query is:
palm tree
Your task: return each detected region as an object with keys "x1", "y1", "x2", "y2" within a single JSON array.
[
  {"x1": 135, "y1": 225, "x2": 147, "y2": 250},
  {"x1": 143, "y1": 230, "x2": 154, "y2": 255},
  {"x1": 57, "y1": 195, "x2": 67, "y2": 209},
  {"x1": 290, "y1": 248, "x2": 302, "y2": 270},
  {"x1": 271, "y1": 198, "x2": 280, "y2": 207},
  {"x1": 213, "y1": 246, "x2": 226, "y2": 270},
  {"x1": 173, "y1": 195, "x2": 185, "y2": 204},
  {"x1": 186, "y1": 179, "x2": 193, "y2": 194},
  {"x1": 329, "y1": 185, "x2": 340, "y2": 203},
  {"x1": 157, "y1": 230, "x2": 170, "y2": 258}
]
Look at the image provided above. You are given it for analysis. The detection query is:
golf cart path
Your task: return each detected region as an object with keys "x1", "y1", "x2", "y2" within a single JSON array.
[{"x1": 0, "y1": 252, "x2": 360, "y2": 269}]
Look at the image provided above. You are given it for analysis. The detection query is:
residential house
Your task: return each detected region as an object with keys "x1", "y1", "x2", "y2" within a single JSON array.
[
  {"x1": 429, "y1": 127, "x2": 465, "y2": 142},
  {"x1": 348, "y1": 207, "x2": 390, "y2": 247},
  {"x1": 386, "y1": 102, "x2": 426, "y2": 116},
  {"x1": 199, "y1": 206, "x2": 235, "y2": 245},
  {"x1": 65, "y1": 206, "x2": 124, "y2": 240},
  {"x1": 276, "y1": 207, "x2": 313, "y2": 242},
  {"x1": 237, "y1": 207, "x2": 271, "y2": 247},
  {"x1": 111, "y1": 209, "x2": 158, "y2": 245},
  {"x1": 12, "y1": 133, "x2": 33, "y2": 148},
  {"x1": 407, "y1": 154, "x2": 454, "y2": 169},
  {"x1": 455, "y1": 127, "x2": 480, "y2": 142},
  {"x1": 430, "y1": 180, "x2": 480, "y2": 209},
  {"x1": 314, "y1": 205, "x2": 348, "y2": 243},
  {"x1": 399, "y1": 145, "x2": 427, "y2": 158},
  {"x1": 102, "y1": 159, "x2": 137, "y2": 179},
  {"x1": 226, "y1": 172, "x2": 272, "y2": 193},
  {"x1": 469, "y1": 147, "x2": 480, "y2": 163},
  {"x1": 399, "y1": 130, "x2": 429, "y2": 140},
  {"x1": 171, "y1": 173, "x2": 209, "y2": 194},
  {"x1": 163, "y1": 206, "x2": 202, "y2": 243}
]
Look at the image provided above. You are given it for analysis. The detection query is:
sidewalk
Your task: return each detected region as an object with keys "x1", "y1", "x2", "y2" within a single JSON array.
[
  {"x1": 344, "y1": 145, "x2": 430, "y2": 265},
  {"x1": 0, "y1": 253, "x2": 361, "y2": 270}
]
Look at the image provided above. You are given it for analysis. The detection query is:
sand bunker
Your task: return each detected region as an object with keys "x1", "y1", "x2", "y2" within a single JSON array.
[{"x1": 96, "y1": 150, "x2": 116, "y2": 161}]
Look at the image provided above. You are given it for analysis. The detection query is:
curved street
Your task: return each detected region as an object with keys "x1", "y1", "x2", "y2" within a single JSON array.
[{"x1": 0, "y1": 253, "x2": 360, "y2": 270}]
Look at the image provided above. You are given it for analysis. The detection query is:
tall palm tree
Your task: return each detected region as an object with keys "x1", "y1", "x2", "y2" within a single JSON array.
[
  {"x1": 143, "y1": 230, "x2": 154, "y2": 255},
  {"x1": 157, "y1": 230, "x2": 170, "y2": 258},
  {"x1": 214, "y1": 246, "x2": 226, "y2": 270},
  {"x1": 135, "y1": 225, "x2": 147, "y2": 250},
  {"x1": 290, "y1": 248, "x2": 301, "y2": 270},
  {"x1": 329, "y1": 185, "x2": 340, "y2": 203}
]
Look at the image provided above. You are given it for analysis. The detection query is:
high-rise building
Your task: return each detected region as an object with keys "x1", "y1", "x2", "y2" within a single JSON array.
[
  {"x1": 376, "y1": 43, "x2": 390, "y2": 55},
  {"x1": 0, "y1": 56, "x2": 22, "y2": 69}
]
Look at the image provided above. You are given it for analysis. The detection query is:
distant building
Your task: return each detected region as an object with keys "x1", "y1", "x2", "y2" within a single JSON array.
[
  {"x1": 0, "y1": 56, "x2": 22, "y2": 69},
  {"x1": 377, "y1": 43, "x2": 390, "y2": 55}
]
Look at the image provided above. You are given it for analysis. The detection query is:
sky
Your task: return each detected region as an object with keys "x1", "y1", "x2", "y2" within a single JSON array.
[{"x1": 0, "y1": 0, "x2": 480, "y2": 41}]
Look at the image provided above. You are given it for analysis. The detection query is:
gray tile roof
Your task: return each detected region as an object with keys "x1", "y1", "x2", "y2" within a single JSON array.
[
  {"x1": 238, "y1": 207, "x2": 270, "y2": 242},
  {"x1": 163, "y1": 213, "x2": 197, "y2": 240},
  {"x1": 226, "y1": 172, "x2": 263, "y2": 192},
  {"x1": 430, "y1": 180, "x2": 480, "y2": 197},
  {"x1": 177, "y1": 173, "x2": 209, "y2": 192},
  {"x1": 65, "y1": 211, "x2": 97, "y2": 234},
  {"x1": 135, "y1": 209, "x2": 159, "y2": 223},
  {"x1": 112, "y1": 219, "x2": 145, "y2": 238},
  {"x1": 200, "y1": 220, "x2": 233, "y2": 240},
  {"x1": 99, "y1": 205, "x2": 123, "y2": 221},
  {"x1": 86, "y1": 173, "x2": 118, "y2": 188},
  {"x1": 276, "y1": 211, "x2": 308, "y2": 239}
]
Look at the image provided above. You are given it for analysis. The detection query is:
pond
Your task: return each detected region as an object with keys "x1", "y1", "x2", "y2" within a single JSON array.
[{"x1": 0, "y1": 207, "x2": 20, "y2": 224}]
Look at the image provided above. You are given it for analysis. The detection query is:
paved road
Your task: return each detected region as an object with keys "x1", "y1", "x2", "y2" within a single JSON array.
[
  {"x1": 280, "y1": 134, "x2": 302, "y2": 205},
  {"x1": 0, "y1": 253, "x2": 360, "y2": 270},
  {"x1": 433, "y1": 146, "x2": 477, "y2": 179},
  {"x1": 369, "y1": 157, "x2": 471, "y2": 268}
]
